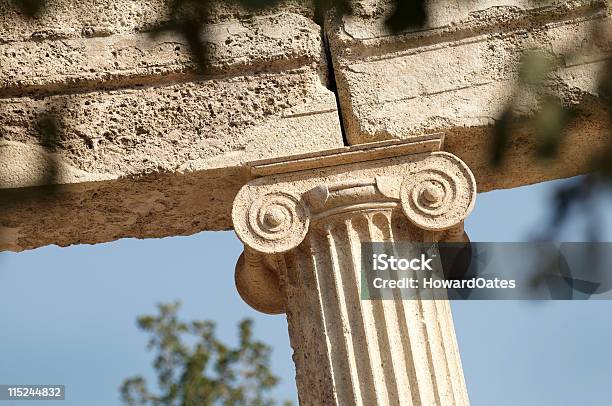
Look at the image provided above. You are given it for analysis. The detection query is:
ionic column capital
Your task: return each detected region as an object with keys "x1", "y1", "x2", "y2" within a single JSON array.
[
  {"x1": 233, "y1": 146, "x2": 476, "y2": 256},
  {"x1": 232, "y1": 136, "x2": 475, "y2": 314}
]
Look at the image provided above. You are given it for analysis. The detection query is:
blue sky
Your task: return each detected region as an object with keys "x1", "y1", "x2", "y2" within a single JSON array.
[{"x1": 1, "y1": 176, "x2": 611, "y2": 405}]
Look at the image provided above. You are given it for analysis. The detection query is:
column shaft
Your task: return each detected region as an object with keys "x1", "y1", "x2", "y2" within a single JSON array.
[{"x1": 282, "y1": 209, "x2": 469, "y2": 406}]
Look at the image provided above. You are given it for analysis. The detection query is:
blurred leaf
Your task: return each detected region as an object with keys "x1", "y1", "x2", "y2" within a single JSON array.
[
  {"x1": 491, "y1": 108, "x2": 513, "y2": 166},
  {"x1": 12, "y1": 0, "x2": 46, "y2": 17},
  {"x1": 533, "y1": 96, "x2": 573, "y2": 160},
  {"x1": 32, "y1": 110, "x2": 63, "y2": 187},
  {"x1": 149, "y1": 0, "x2": 211, "y2": 74},
  {"x1": 600, "y1": 64, "x2": 612, "y2": 100},
  {"x1": 313, "y1": 0, "x2": 352, "y2": 25},
  {"x1": 519, "y1": 49, "x2": 557, "y2": 86},
  {"x1": 237, "y1": 0, "x2": 283, "y2": 11},
  {"x1": 385, "y1": 0, "x2": 427, "y2": 34},
  {"x1": 36, "y1": 113, "x2": 60, "y2": 146},
  {"x1": 598, "y1": 59, "x2": 612, "y2": 121}
]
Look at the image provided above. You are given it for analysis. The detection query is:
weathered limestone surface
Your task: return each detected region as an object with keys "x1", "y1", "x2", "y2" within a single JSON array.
[
  {"x1": 0, "y1": 0, "x2": 314, "y2": 42},
  {"x1": 328, "y1": 0, "x2": 611, "y2": 191},
  {"x1": 0, "y1": 2, "x2": 343, "y2": 251},
  {"x1": 232, "y1": 137, "x2": 474, "y2": 405},
  {"x1": 1, "y1": 0, "x2": 611, "y2": 251},
  {"x1": 0, "y1": 12, "x2": 324, "y2": 96}
]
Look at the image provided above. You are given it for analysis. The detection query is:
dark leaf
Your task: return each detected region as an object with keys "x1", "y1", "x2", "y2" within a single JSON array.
[
  {"x1": 491, "y1": 108, "x2": 513, "y2": 166},
  {"x1": 384, "y1": 0, "x2": 427, "y2": 34},
  {"x1": 12, "y1": 0, "x2": 46, "y2": 17}
]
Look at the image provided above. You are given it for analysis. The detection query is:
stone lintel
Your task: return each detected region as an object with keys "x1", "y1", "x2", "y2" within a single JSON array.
[
  {"x1": 0, "y1": 6, "x2": 344, "y2": 252},
  {"x1": 1, "y1": 114, "x2": 608, "y2": 252},
  {"x1": 328, "y1": 0, "x2": 611, "y2": 189},
  {"x1": 1, "y1": 0, "x2": 609, "y2": 252}
]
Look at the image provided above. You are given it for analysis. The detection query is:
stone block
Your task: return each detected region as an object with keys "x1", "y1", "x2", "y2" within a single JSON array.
[
  {"x1": 0, "y1": 5, "x2": 343, "y2": 250},
  {"x1": 328, "y1": 0, "x2": 611, "y2": 191}
]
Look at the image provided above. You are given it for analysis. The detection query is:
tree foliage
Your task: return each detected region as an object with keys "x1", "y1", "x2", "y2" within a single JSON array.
[{"x1": 120, "y1": 302, "x2": 289, "y2": 406}]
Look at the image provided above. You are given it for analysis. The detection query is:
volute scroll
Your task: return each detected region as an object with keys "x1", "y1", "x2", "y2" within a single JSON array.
[
  {"x1": 233, "y1": 189, "x2": 310, "y2": 255},
  {"x1": 400, "y1": 152, "x2": 476, "y2": 231}
]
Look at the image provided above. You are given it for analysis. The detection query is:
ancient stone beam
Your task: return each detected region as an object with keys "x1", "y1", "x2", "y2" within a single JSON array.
[
  {"x1": 0, "y1": 4, "x2": 343, "y2": 251},
  {"x1": 1, "y1": 0, "x2": 610, "y2": 252},
  {"x1": 327, "y1": 0, "x2": 612, "y2": 191}
]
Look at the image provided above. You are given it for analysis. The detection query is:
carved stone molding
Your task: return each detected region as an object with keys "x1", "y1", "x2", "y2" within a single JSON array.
[{"x1": 232, "y1": 135, "x2": 475, "y2": 405}]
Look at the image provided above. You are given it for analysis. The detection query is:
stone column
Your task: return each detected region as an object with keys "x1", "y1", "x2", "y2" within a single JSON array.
[{"x1": 232, "y1": 136, "x2": 476, "y2": 406}]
